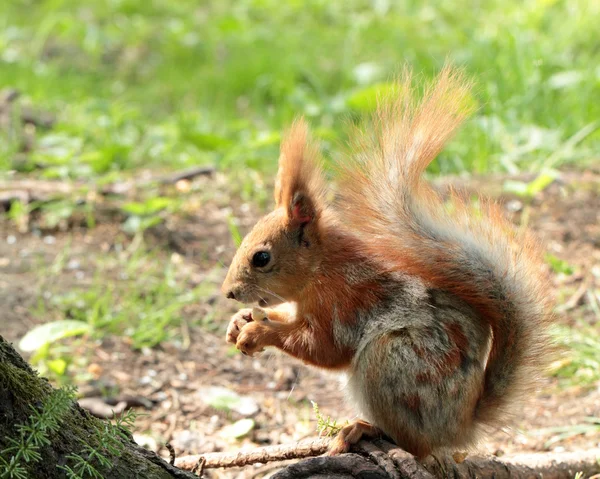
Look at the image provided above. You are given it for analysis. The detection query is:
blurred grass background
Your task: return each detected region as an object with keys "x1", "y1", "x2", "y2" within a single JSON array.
[{"x1": 1, "y1": 0, "x2": 599, "y2": 184}]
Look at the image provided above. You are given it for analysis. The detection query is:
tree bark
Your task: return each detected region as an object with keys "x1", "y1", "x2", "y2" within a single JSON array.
[{"x1": 0, "y1": 336, "x2": 196, "y2": 479}]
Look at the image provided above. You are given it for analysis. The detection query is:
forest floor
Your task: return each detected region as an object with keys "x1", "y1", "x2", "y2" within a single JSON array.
[{"x1": 1, "y1": 169, "x2": 599, "y2": 478}]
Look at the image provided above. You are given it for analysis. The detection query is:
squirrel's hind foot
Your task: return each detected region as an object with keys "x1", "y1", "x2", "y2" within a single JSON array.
[{"x1": 327, "y1": 420, "x2": 382, "y2": 456}]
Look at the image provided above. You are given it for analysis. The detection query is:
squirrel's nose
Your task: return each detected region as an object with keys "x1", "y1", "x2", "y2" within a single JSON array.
[{"x1": 226, "y1": 291, "x2": 236, "y2": 300}]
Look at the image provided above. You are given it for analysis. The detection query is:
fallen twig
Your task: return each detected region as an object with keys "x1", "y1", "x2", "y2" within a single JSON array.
[
  {"x1": 103, "y1": 166, "x2": 216, "y2": 195},
  {"x1": 0, "y1": 179, "x2": 77, "y2": 195},
  {"x1": 174, "y1": 437, "x2": 332, "y2": 470},
  {"x1": 158, "y1": 166, "x2": 216, "y2": 184},
  {"x1": 0, "y1": 88, "x2": 20, "y2": 105},
  {"x1": 0, "y1": 166, "x2": 216, "y2": 207}
]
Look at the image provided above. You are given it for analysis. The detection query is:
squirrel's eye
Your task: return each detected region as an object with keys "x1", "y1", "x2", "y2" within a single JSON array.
[{"x1": 252, "y1": 251, "x2": 271, "y2": 268}]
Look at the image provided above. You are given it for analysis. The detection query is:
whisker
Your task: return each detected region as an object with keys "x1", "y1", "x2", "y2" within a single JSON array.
[{"x1": 256, "y1": 285, "x2": 286, "y2": 303}]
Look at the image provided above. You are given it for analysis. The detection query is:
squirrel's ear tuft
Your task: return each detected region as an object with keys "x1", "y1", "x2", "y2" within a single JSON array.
[{"x1": 274, "y1": 118, "x2": 326, "y2": 224}]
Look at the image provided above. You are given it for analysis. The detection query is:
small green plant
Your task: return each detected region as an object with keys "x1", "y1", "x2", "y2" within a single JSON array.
[
  {"x1": 546, "y1": 254, "x2": 575, "y2": 276},
  {"x1": 0, "y1": 386, "x2": 76, "y2": 479},
  {"x1": 39, "y1": 199, "x2": 76, "y2": 229},
  {"x1": 6, "y1": 200, "x2": 32, "y2": 233},
  {"x1": 311, "y1": 400, "x2": 344, "y2": 437},
  {"x1": 18, "y1": 320, "x2": 92, "y2": 382},
  {"x1": 120, "y1": 196, "x2": 179, "y2": 235},
  {"x1": 503, "y1": 170, "x2": 558, "y2": 199},
  {"x1": 58, "y1": 409, "x2": 138, "y2": 479}
]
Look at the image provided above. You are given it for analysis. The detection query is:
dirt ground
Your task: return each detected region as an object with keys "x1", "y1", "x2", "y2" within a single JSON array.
[{"x1": 1, "y1": 169, "x2": 600, "y2": 477}]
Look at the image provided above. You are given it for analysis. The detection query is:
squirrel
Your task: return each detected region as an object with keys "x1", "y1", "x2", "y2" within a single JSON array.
[{"x1": 220, "y1": 66, "x2": 553, "y2": 459}]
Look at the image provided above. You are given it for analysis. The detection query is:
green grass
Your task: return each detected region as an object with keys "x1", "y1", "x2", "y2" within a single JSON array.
[
  {"x1": 25, "y1": 238, "x2": 218, "y2": 381},
  {"x1": 0, "y1": 0, "x2": 598, "y2": 186},
  {"x1": 51, "y1": 245, "x2": 214, "y2": 349}
]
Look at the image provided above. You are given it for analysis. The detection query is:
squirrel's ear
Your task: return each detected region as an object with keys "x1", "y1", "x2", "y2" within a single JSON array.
[
  {"x1": 274, "y1": 118, "x2": 326, "y2": 224},
  {"x1": 289, "y1": 191, "x2": 315, "y2": 225}
]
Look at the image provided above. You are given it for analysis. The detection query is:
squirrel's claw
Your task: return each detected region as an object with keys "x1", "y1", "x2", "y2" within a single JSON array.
[
  {"x1": 327, "y1": 420, "x2": 381, "y2": 456},
  {"x1": 225, "y1": 309, "x2": 254, "y2": 345},
  {"x1": 236, "y1": 321, "x2": 270, "y2": 357},
  {"x1": 236, "y1": 332, "x2": 263, "y2": 356},
  {"x1": 326, "y1": 437, "x2": 351, "y2": 456}
]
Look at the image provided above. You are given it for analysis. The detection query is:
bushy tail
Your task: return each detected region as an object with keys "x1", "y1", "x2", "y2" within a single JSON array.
[{"x1": 335, "y1": 65, "x2": 553, "y2": 426}]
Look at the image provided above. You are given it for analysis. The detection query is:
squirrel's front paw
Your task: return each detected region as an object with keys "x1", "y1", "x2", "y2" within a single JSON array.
[
  {"x1": 236, "y1": 321, "x2": 271, "y2": 357},
  {"x1": 226, "y1": 309, "x2": 254, "y2": 345}
]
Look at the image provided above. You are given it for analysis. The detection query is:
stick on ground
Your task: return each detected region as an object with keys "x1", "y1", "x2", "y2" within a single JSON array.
[{"x1": 174, "y1": 437, "x2": 332, "y2": 470}]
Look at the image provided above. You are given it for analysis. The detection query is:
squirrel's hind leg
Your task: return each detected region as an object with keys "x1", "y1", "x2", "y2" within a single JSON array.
[{"x1": 327, "y1": 420, "x2": 382, "y2": 455}]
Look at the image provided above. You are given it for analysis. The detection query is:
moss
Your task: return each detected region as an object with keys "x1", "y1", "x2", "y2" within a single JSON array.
[
  {"x1": 0, "y1": 336, "x2": 178, "y2": 478},
  {"x1": 0, "y1": 361, "x2": 49, "y2": 406}
]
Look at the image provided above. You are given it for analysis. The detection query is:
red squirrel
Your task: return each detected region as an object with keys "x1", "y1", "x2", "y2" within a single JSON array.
[{"x1": 221, "y1": 66, "x2": 553, "y2": 458}]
